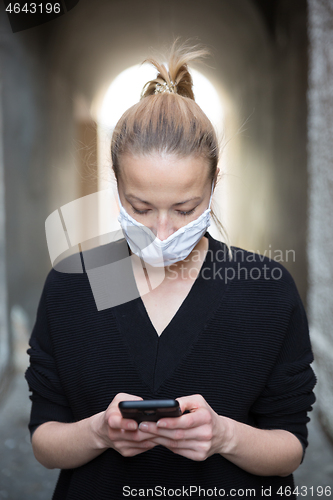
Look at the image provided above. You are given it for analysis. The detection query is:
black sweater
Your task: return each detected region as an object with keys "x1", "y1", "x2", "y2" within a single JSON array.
[{"x1": 25, "y1": 233, "x2": 316, "y2": 500}]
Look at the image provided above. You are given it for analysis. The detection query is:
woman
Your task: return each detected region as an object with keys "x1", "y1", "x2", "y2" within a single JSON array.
[{"x1": 25, "y1": 42, "x2": 316, "y2": 500}]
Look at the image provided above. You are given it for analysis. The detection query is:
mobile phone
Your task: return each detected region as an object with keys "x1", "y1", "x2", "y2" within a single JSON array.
[{"x1": 118, "y1": 399, "x2": 182, "y2": 423}]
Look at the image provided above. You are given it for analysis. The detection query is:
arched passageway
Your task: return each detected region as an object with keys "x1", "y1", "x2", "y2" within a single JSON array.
[{"x1": 44, "y1": 0, "x2": 308, "y2": 300}]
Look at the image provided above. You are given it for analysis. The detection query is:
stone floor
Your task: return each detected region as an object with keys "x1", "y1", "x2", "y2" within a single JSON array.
[{"x1": 0, "y1": 371, "x2": 332, "y2": 499}]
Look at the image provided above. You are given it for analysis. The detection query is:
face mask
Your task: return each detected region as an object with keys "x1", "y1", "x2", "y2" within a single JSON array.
[{"x1": 117, "y1": 182, "x2": 214, "y2": 267}]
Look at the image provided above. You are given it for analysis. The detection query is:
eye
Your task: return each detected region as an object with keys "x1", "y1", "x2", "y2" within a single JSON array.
[
  {"x1": 178, "y1": 208, "x2": 196, "y2": 216},
  {"x1": 132, "y1": 207, "x2": 150, "y2": 215}
]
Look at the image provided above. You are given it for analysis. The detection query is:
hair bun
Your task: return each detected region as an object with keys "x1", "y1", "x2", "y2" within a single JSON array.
[{"x1": 140, "y1": 39, "x2": 210, "y2": 101}]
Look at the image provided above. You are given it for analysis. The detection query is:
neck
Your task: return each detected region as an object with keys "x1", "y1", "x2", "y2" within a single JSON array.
[
  {"x1": 128, "y1": 235, "x2": 209, "y2": 289},
  {"x1": 163, "y1": 235, "x2": 209, "y2": 281}
]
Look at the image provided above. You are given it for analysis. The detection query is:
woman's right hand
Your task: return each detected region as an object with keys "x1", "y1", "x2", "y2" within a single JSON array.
[{"x1": 93, "y1": 393, "x2": 157, "y2": 457}]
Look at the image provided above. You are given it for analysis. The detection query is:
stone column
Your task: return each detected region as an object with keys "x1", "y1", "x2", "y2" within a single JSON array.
[
  {"x1": 0, "y1": 78, "x2": 10, "y2": 394},
  {"x1": 307, "y1": 0, "x2": 333, "y2": 440}
]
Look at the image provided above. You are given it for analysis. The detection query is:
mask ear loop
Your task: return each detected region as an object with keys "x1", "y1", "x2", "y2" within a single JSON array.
[
  {"x1": 116, "y1": 188, "x2": 123, "y2": 210},
  {"x1": 208, "y1": 180, "x2": 215, "y2": 210}
]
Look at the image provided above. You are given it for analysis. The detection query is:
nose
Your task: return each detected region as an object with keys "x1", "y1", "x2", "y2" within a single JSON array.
[{"x1": 155, "y1": 214, "x2": 175, "y2": 241}]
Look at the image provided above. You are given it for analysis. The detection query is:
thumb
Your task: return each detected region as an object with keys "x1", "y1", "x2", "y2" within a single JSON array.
[
  {"x1": 176, "y1": 395, "x2": 202, "y2": 414},
  {"x1": 114, "y1": 393, "x2": 143, "y2": 404}
]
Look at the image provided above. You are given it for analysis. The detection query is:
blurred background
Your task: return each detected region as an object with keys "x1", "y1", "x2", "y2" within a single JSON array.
[{"x1": 0, "y1": 0, "x2": 332, "y2": 497}]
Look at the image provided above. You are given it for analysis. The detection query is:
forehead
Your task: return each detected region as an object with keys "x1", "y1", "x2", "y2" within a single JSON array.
[{"x1": 118, "y1": 154, "x2": 211, "y2": 192}]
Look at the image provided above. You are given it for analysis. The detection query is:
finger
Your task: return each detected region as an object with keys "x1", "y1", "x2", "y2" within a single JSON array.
[
  {"x1": 150, "y1": 435, "x2": 209, "y2": 452},
  {"x1": 108, "y1": 412, "x2": 139, "y2": 431},
  {"x1": 118, "y1": 441, "x2": 157, "y2": 457},
  {"x1": 176, "y1": 394, "x2": 206, "y2": 414},
  {"x1": 155, "y1": 407, "x2": 210, "y2": 430},
  {"x1": 139, "y1": 422, "x2": 213, "y2": 441},
  {"x1": 118, "y1": 428, "x2": 158, "y2": 442},
  {"x1": 113, "y1": 393, "x2": 143, "y2": 404},
  {"x1": 167, "y1": 447, "x2": 207, "y2": 461},
  {"x1": 118, "y1": 438, "x2": 157, "y2": 449},
  {"x1": 111, "y1": 394, "x2": 143, "y2": 430}
]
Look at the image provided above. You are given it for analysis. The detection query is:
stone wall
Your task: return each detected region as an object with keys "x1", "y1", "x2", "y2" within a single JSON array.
[{"x1": 0, "y1": 8, "x2": 78, "y2": 398}]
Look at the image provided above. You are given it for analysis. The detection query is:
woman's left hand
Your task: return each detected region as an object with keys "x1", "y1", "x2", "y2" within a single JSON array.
[{"x1": 138, "y1": 394, "x2": 233, "y2": 461}]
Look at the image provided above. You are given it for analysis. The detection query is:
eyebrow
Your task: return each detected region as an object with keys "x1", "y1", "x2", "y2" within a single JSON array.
[{"x1": 126, "y1": 195, "x2": 202, "y2": 206}]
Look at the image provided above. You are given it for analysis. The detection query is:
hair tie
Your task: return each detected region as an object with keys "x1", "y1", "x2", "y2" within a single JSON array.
[{"x1": 154, "y1": 81, "x2": 177, "y2": 94}]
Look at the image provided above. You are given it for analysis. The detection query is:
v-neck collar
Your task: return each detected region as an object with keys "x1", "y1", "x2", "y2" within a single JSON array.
[
  {"x1": 139, "y1": 235, "x2": 211, "y2": 338},
  {"x1": 112, "y1": 233, "x2": 231, "y2": 393}
]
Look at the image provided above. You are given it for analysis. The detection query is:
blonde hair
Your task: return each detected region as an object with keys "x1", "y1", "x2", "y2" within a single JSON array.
[{"x1": 111, "y1": 40, "x2": 232, "y2": 260}]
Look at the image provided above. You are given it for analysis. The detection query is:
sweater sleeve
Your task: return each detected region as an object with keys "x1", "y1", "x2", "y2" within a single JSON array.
[
  {"x1": 249, "y1": 282, "x2": 317, "y2": 464},
  {"x1": 25, "y1": 271, "x2": 74, "y2": 438}
]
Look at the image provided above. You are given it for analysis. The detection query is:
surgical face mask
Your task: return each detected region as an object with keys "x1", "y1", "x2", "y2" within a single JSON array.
[{"x1": 117, "y1": 182, "x2": 214, "y2": 267}]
